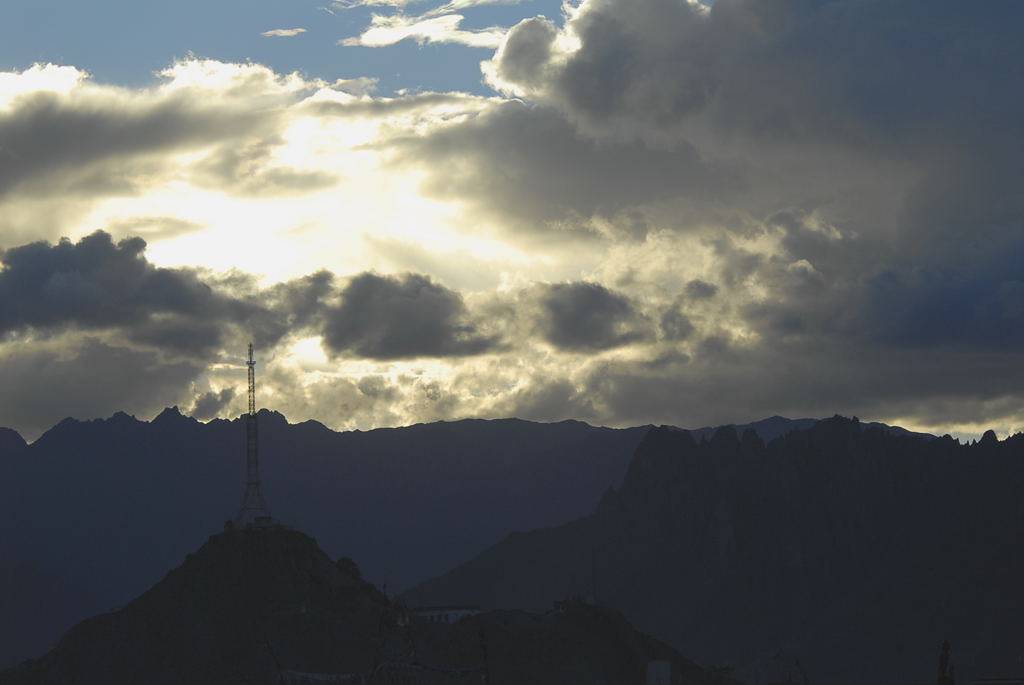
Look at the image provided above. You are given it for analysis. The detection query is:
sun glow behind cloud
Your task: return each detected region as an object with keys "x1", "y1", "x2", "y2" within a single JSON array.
[
  {"x1": 6, "y1": 59, "x2": 534, "y2": 288},
  {"x1": 3, "y1": 0, "x2": 1024, "y2": 443}
]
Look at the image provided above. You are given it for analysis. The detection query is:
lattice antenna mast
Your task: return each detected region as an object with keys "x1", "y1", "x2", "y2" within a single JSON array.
[
  {"x1": 248, "y1": 342, "x2": 256, "y2": 416},
  {"x1": 235, "y1": 342, "x2": 271, "y2": 526}
]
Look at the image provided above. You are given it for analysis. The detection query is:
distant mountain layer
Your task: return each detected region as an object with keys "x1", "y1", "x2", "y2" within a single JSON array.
[
  {"x1": 0, "y1": 527, "x2": 739, "y2": 685},
  {"x1": 403, "y1": 417, "x2": 1024, "y2": 685},
  {"x1": 684, "y1": 415, "x2": 933, "y2": 443}
]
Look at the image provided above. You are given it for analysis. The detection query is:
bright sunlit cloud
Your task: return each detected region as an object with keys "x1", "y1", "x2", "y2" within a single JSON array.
[
  {"x1": 261, "y1": 28, "x2": 308, "y2": 38},
  {"x1": 341, "y1": 13, "x2": 506, "y2": 48},
  {"x1": 0, "y1": 63, "x2": 87, "y2": 109},
  {"x1": 334, "y1": 0, "x2": 523, "y2": 8}
]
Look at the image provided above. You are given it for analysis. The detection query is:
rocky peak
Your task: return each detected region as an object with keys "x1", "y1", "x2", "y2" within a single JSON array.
[{"x1": 151, "y1": 405, "x2": 197, "y2": 427}]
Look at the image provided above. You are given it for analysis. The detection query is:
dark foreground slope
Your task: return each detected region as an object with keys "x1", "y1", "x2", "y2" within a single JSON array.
[
  {"x1": 404, "y1": 417, "x2": 1024, "y2": 685},
  {"x1": 2, "y1": 528, "x2": 387, "y2": 685},
  {"x1": 0, "y1": 527, "x2": 738, "y2": 685},
  {"x1": 0, "y1": 412, "x2": 646, "y2": 668},
  {"x1": 423, "y1": 603, "x2": 741, "y2": 685}
]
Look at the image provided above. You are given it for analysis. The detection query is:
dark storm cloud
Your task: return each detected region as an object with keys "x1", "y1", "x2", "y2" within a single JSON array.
[
  {"x1": 0, "y1": 232, "x2": 504, "y2": 364},
  {"x1": 238, "y1": 270, "x2": 339, "y2": 352},
  {"x1": 495, "y1": 376, "x2": 596, "y2": 424},
  {"x1": 855, "y1": 249, "x2": 1024, "y2": 351},
  {"x1": 486, "y1": 16, "x2": 557, "y2": 88},
  {"x1": 659, "y1": 300, "x2": 694, "y2": 342},
  {"x1": 442, "y1": 0, "x2": 1024, "y2": 431},
  {"x1": 321, "y1": 272, "x2": 495, "y2": 359},
  {"x1": 684, "y1": 279, "x2": 717, "y2": 300},
  {"x1": 532, "y1": 281, "x2": 648, "y2": 351},
  {"x1": 492, "y1": 0, "x2": 1024, "y2": 146},
  {"x1": 390, "y1": 101, "x2": 729, "y2": 231},
  {"x1": 0, "y1": 230, "x2": 510, "y2": 436},
  {"x1": 734, "y1": 232, "x2": 1024, "y2": 355},
  {"x1": 573, "y1": 335, "x2": 1024, "y2": 432},
  {"x1": 261, "y1": 270, "x2": 336, "y2": 334},
  {"x1": 0, "y1": 231, "x2": 342, "y2": 357},
  {"x1": 126, "y1": 315, "x2": 231, "y2": 356},
  {"x1": 0, "y1": 231, "x2": 231, "y2": 341},
  {"x1": 190, "y1": 388, "x2": 236, "y2": 421},
  {"x1": 473, "y1": 0, "x2": 1024, "y2": 251},
  {"x1": 386, "y1": 0, "x2": 1024, "y2": 250},
  {"x1": 0, "y1": 90, "x2": 267, "y2": 199}
]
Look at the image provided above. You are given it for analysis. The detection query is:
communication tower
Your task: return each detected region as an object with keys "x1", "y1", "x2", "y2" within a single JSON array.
[{"x1": 235, "y1": 342, "x2": 273, "y2": 527}]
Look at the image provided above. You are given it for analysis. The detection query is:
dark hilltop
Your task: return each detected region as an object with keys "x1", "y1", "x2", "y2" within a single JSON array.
[{"x1": 0, "y1": 526, "x2": 737, "y2": 685}]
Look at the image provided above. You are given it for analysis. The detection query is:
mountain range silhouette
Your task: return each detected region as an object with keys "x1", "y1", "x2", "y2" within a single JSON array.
[{"x1": 0, "y1": 409, "x2": 986, "y2": 684}]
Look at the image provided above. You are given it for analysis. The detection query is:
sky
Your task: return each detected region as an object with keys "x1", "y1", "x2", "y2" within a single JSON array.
[{"x1": 0, "y1": 0, "x2": 1022, "y2": 441}]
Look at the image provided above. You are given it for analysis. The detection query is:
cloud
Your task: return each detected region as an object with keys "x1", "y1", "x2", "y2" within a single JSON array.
[
  {"x1": 469, "y1": 0, "x2": 1024, "y2": 235},
  {"x1": 321, "y1": 272, "x2": 495, "y2": 359},
  {"x1": 492, "y1": 376, "x2": 595, "y2": 424},
  {"x1": 188, "y1": 139, "x2": 338, "y2": 197},
  {"x1": 569, "y1": 334, "x2": 1024, "y2": 438},
  {"x1": 305, "y1": 90, "x2": 485, "y2": 119},
  {"x1": 485, "y1": 0, "x2": 1020, "y2": 144},
  {"x1": 333, "y1": 0, "x2": 426, "y2": 7},
  {"x1": 0, "y1": 231, "x2": 344, "y2": 359},
  {"x1": 373, "y1": 0, "x2": 1024, "y2": 431},
  {"x1": 0, "y1": 231, "x2": 231, "y2": 344},
  {"x1": 365, "y1": 236, "x2": 514, "y2": 291},
  {"x1": 331, "y1": 76, "x2": 380, "y2": 96},
  {"x1": 261, "y1": 28, "x2": 308, "y2": 38},
  {"x1": 0, "y1": 59, "x2": 329, "y2": 247},
  {"x1": 249, "y1": 270, "x2": 337, "y2": 348},
  {"x1": 102, "y1": 216, "x2": 207, "y2": 241},
  {"x1": 659, "y1": 301, "x2": 694, "y2": 342},
  {"x1": 685, "y1": 279, "x2": 717, "y2": 300},
  {"x1": 2, "y1": 2, "x2": 1024, "y2": 444},
  {"x1": 389, "y1": 100, "x2": 727, "y2": 233},
  {"x1": 0, "y1": 85, "x2": 265, "y2": 201},
  {"x1": 530, "y1": 281, "x2": 649, "y2": 351},
  {"x1": 190, "y1": 388, "x2": 236, "y2": 420},
  {"x1": 0, "y1": 229, "x2": 509, "y2": 435},
  {"x1": 334, "y1": 0, "x2": 521, "y2": 9},
  {"x1": 341, "y1": 13, "x2": 506, "y2": 48}
]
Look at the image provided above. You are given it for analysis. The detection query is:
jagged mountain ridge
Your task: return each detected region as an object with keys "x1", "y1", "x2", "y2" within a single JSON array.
[
  {"x1": 683, "y1": 414, "x2": 932, "y2": 443},
  {"x1": 403, "y1": 417, "x2": 1024, "y2": 685}
]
